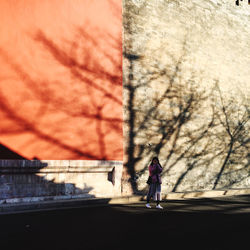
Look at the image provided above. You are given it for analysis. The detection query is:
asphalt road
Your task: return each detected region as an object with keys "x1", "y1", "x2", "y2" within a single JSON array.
[{"x1": 1, "y1": 195, "x2": 250, "y2": 250}]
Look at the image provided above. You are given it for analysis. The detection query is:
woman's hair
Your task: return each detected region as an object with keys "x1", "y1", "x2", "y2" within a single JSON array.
[{"x1": 150, "y1": 157, "x2": 159, "y2": 165}]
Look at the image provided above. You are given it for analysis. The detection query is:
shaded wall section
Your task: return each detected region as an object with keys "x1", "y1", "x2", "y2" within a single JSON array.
[
  {"x1": 0, "y1": 0, "x2": 123, "y2": 160},
  {"x1": 0, "y1": 160, "x2": 123, "y2": 203},
  {"x1": 0, "y1": 144, "x2": 26, "y2": 160}
]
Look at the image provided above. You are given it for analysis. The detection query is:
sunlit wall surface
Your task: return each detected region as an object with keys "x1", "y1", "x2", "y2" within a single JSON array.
[{"x1": 0, "y1": 0, "x2": 122, "y2": 160}]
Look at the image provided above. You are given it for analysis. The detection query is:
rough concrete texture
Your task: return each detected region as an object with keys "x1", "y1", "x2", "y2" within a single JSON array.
[{"x1": 123, "y1": 0, "x2": 250, "y2": 193}]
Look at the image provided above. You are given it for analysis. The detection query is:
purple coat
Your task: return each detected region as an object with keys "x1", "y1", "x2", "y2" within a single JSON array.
[{"x1": 149, "y1": 163, "x2": 162, "y2": 184}]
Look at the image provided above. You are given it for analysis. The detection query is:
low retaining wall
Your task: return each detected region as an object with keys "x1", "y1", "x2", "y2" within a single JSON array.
[{"x1": 0, "y1": 160, "x2": 123, "y2": 204}]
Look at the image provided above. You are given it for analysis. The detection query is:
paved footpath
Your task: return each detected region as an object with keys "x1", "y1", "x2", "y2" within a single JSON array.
[{"x1": 1, "y1": 195, "x2": 250, "y2": 250}]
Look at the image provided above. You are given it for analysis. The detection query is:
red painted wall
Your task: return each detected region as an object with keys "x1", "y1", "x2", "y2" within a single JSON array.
[{"x1": 0, "y1": 0, "x2": 122, "y2": 160}]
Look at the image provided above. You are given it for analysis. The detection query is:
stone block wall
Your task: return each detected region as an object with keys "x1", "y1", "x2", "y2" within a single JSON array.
[{"x1": 0, "y1": 160, "x2": 123, "y2": 203}]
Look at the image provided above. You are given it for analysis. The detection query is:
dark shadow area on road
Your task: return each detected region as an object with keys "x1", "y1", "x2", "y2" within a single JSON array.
[{"x1": 1, "y1": 196, "x2": 250, "y2": 250}]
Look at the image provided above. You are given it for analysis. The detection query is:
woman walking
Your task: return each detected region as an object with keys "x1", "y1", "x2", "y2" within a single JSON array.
[{"x1": 146, "y1": 157, "x2": 163, "y2": 209}]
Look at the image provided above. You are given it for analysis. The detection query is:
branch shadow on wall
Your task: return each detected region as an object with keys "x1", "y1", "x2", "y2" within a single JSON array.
[
  {"x1": 124, "y1": 49, "x2": 250, "y2": 193},
  {"x1": 0, "y1": 0, "x2": 122, "y2": 160},
  {"x1": 123, "y1": 41, "x2": 215, "y2": 194},
  {"x1": 123, "y1": 3, "x2": 250, "y2": 193}
]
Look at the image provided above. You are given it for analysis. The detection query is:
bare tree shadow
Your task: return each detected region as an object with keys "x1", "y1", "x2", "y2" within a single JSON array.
[
  {"x1": 123, "y1": 0, "x2": 250, "y2": 194},
  {"x1": 0, "y1": 0, "x2": 122, "y2": 161},
  {"x1": 211, "y1": 84, "x2": 250, "y2": 190},
  {"x1": 123, "y1": 38, "x2": 213, "y2": 194}
]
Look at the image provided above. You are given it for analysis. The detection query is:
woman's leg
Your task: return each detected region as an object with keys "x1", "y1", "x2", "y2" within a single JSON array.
[
  {"x1": 146, "y1": 184, "x2": 155, "y2": 207},
  {"x1": 156, "y1": 192, "x2": 161, "y2": 205},
  {"x1": 147, "y1": 197, "x2": 150, "y2": 203},
  {"x1": 146, "y1": 192, "x2": 152, "y2": 208},
  {"x1": 155, "y1": 184, "x2": 163, "y2": 208},
  {"x1": 146, "y1": 188, "x2": 152, "y2": 203}
]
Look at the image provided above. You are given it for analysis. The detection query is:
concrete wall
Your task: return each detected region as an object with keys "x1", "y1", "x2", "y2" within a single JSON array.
[
  {"x1": 0, "y1": 160, "x2": 123, "y2": 203},
  {"x1": 0, "y1": 0, "x2": 123, "y2": 160},
  {"x1": 123, "y1": 0, "x2": 250, "y2": 193}
]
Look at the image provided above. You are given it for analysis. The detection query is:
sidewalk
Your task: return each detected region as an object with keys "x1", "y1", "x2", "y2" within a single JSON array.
[{"x1": 1, "y1": 188, "x2": 250, "y2": 214}]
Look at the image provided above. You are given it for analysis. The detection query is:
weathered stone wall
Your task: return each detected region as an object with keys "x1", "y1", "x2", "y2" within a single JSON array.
[
  {"x1": 123, "y1": 0, "x2": 250, "y2": 193},
  {"x1": 0, "y1": 160, "x2": 123, "y2": 203}
]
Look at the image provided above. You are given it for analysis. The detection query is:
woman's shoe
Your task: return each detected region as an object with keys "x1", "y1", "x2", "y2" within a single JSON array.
[{"x1": 156, "y1": 204, "x2": 163, "y2": 209}]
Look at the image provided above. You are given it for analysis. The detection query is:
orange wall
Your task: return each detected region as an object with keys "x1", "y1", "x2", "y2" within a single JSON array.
[{"x1": 0, "y1": 0, "x2": 123, "y2": 160}]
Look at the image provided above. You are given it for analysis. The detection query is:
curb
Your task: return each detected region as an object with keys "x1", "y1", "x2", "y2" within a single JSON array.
[
  {"x1": 0, "y1": 197, "x2": 113, "y2": 215},
  {"x1": 1, "y1": 188, "x2": 250, "y2": 214},
  {"x1": 0, "y1": 195, "x2": 145, "y2": 215},
  {"x1": 162, "y1": 188, "x2": 250, "y2": 200}
]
